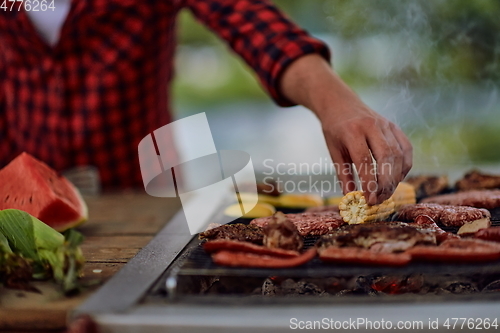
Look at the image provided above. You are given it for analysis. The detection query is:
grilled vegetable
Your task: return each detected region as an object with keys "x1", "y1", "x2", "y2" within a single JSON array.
[
  {"x1": 278, "y1": 193, "x2": 323, "y2": 208},
  {"x1": 0, "y1": 209, "x2": 84, "y2": 293},
  {"x1": 391, "y1": 182, "x2": 417, "y2": 209},
  {"x1": 224, "y1": 202, "x2": 276, "y2": 218},
  {"x1": 338, "y1": 191, "x2": 395, "y2": 224}
]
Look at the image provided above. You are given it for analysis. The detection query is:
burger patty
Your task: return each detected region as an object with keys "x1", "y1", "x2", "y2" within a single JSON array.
[
  {"x1": 456, "y1": 170, "x2": 500, "y2": 191},
  {"x1": 406, "y1": 175, "x2": 449, "y2": 198},
  {"x1": 396, "y1": 203, "x2": 491, "y2": 227},
  {"x1": 251, "y1": 211, "x2": 346, "y2": 236},
  {"x1": 421, "y1": 190, "x2": 500, "y2": 210}
]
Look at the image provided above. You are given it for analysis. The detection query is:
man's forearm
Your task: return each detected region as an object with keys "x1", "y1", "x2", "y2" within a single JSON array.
[
  {"x1": 278, "y1": 54, "x2": 413, "y2": 205},
  {"x1": 280, "y1": 54, "x2": 360, "y2": 120}
]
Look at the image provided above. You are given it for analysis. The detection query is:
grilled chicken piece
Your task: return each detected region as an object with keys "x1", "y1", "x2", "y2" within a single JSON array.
[
  {"x1": 456, "y1": 170, "x2": 500, "y2": 191},
  {"x1": 406, "y1": 175, "x2": 449, "y2": 199},
  {"x1": 317, "y1": 222, "x2": 436, "y2": 253},
  {"x1": 199, "y1": 223, "x2": 264, "y2": 245},
  {"x1": 421, "y1": 189, "x2": 500, "y2": 210},
  {"x1": 263, "y1": 212, "x2": 303, "y2": 251}
]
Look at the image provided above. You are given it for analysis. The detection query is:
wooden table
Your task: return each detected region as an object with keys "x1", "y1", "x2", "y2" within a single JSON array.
[{"x1": 0, "y1": 193, "x2": 181, "y2": 332}]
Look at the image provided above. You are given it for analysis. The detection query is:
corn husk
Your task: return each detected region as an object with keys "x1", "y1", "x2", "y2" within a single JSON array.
[{"x1": 0, "y1": 209, "x2": 84, "y2": 293}]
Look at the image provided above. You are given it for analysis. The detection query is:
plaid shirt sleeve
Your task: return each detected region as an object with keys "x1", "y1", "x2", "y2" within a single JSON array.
[{"x1": 184, "y1": 0, "x2": 331, "y2": 106}]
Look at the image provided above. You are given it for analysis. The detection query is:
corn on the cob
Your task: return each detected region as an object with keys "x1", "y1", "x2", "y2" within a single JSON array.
[
  {"x1": 391, "y1": 182, "x2": 417, "y2": 210},
  {"x1": 339, "y1": 191, "x2": 395, "y2": 224}
]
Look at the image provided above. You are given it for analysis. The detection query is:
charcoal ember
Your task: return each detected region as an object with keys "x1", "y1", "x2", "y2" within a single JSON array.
[
  {"x1": 371, "y1": 274, "x2": 424, "y2": 295},
  {"x1": 445, "y1": 282, "x2": 479, "y2": 294},
  {"x1": 355, "y1": 276, "x2": 380, "y2": 294},
  {"x1": 261, "y1": 278, "x2": 327, "y2": 296},
  {"x1": 263, "y1": 212, "x2": 303, "y2": 251},
  {"x1": 261, "y1": 278, "x2": 277, "y2": 296},
  {"x1": 198, "y1": 223, "x2": 263, "y2": 244},
  {"x1": 482, "y1": 280, "x2": 500, "y2": 293},
  {"x1": 204, "y1": 277, "x2": 264, "y2": 295}
]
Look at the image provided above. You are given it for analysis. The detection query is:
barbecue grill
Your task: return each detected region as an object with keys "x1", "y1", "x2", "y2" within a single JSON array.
[{"x1": 74, "y1": 194, "x2": 500, "y2": 332}]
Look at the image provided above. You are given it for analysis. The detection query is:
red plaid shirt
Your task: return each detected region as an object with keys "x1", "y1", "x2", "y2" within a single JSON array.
[{"x1": 0, "y1": 0, "x2": 329, "y2": 189}]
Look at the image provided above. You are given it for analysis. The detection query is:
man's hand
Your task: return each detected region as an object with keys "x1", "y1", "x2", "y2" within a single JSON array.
[{"x1": 280, "y1": 54, "x2": 412, "y2": 205}]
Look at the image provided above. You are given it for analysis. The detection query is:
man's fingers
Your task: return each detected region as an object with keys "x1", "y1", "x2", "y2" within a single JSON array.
[
  {"x1": 330, "y1": 149, "x2": 356, "y2": 194},
  {"x1": 382, "y1": 126, "x2": 404, "y2": 184},
  {"x1": 391, "y1": 124, "x2": 413, "y2": 178},
  {"x1": 346, "y1": 140, "x2": 378, "y2": 205},
  {"x1": 366, "y1": 128, "x2": 398, "y2": 204}
]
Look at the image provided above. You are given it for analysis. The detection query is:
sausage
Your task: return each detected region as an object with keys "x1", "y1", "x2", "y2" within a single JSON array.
[
  {"x1": 475, "y1": 227, "x2": 500, "y2": 242},
  {"x1": 408, "y1": 239, "x2": 500, "y2": 263},
  {"x1": 203, "y1": 239, "x2": 299, "y2": 258},
  {"x1": 319, "y1": 247, "x2": 411, "y2": 267},
  {"x1": 211, "y1": 248, "x2": 317, "y2": 268}
]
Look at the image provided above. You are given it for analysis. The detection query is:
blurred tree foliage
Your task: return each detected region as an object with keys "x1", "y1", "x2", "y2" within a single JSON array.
[
  {"x1": 174, "y1": 0, "x2": 500, "y2": 106},
  {"x1": 173, "y1": 0, "x2": 500, "y2": 164},
  {"x1": 325, "y1": 0, "x2": 500, "y2": 84}
]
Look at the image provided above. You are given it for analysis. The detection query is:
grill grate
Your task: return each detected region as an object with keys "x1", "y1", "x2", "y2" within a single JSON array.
[
  {"x1": 147, "y1": 206, "x2": 500, "y2": 301},
  {"x1": 175, "y1": 215, "x2": 500, "y2": 279}
]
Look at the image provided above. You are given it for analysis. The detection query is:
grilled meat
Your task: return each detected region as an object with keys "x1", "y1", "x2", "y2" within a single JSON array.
[
  {"x1": 475, "y1": 227, "x2": 500, "y2": 242},
  {"x1": 406, "y1": 175, "x2": 448, "y2": 199},
  {"x1": 251, "y1": 211, "x2": 345, "y2": 236},
  {"x1": 263, "y1": 212, "x2": 303, "y2": 251},
  {"x1": 319, "y1": 247, "x2": 411, "y2": 266},
  {"x1": 317, "y1": 222, "x2": 436, "y2": 253},
  {"x1": 456, "y1": 170, "x2": 500, "y2": 191},
  {"x1": 421, "y1": 189, "x2": 500, "y2": 210},
  {"x1": 407, "y1": 215, "x2": 459, "y2": 243},
  {"x1": 396, "y1": 203, "x2": 491, "y2": 227},
  {"x1": 408, "y1": 239, "x2": 500, "y2": 263},
  {"x1": 203, "y1": 239, "x2": 299, "y2": 258},
  {"x1": 211, "y1": 248, "x2": 316, "y2": 268},
  {"x1": 199, "y1": 223, "x2": 263, "y2": 244},
  {"x1": 305, "y1": 205, "x2": 340, "y2": 213}
]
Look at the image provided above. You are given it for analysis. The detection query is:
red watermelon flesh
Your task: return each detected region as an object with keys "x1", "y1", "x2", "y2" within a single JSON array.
[{"x1": 0, "y1": 152, "x2": 88, "y2": 231}]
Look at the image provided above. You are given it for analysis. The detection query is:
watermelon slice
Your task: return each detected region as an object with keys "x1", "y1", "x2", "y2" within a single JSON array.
[{"x1": 0, "y1": 152, "x2": 88, "y2": 231}]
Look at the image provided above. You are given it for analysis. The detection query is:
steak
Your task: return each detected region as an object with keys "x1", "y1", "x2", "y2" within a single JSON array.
[
  {"x1": 305, "y1": 205, "x2": 340, "y2": 213},
  {"x1": 421, "y1": 189, "x2": 500, "y2": 210},
  {"x1": 396, "y1": 203, "x2": 491, "y2": 227},
  {"x1": 199, "y1": 223, "x2": 263, "y2": 244},
  {"x1": 251, "y1": 211, "x2": 346, "y2": 236},
  {"x1": 317, "y1": 222, "x2": 436, "y2": 253},
  {"x1": 456, "y1": 170, "x2": 500, "y2": 191}
]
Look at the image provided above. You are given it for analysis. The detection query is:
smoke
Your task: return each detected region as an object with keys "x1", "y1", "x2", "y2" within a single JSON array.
[{"x1": 323, "y1": 0, "x2": 500, "y2": 170}]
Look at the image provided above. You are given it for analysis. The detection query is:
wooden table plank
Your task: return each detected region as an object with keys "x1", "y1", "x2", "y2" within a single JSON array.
[
  {"x1": 0, "y1": 193, "x2": 182, "y2": 331},
  {"x1": 81, "y1": 236, "x2": 152, "y2": 263}
]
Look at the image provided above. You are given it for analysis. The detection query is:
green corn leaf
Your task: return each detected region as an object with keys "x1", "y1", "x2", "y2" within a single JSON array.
[{"x1": 0, "y1": 209, "x2": 84, "y2": 293}]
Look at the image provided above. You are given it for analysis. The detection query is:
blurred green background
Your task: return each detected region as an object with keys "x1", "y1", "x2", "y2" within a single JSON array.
[{"x1": 172, "y1": 0, "x2": 500, "y2": 171}]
